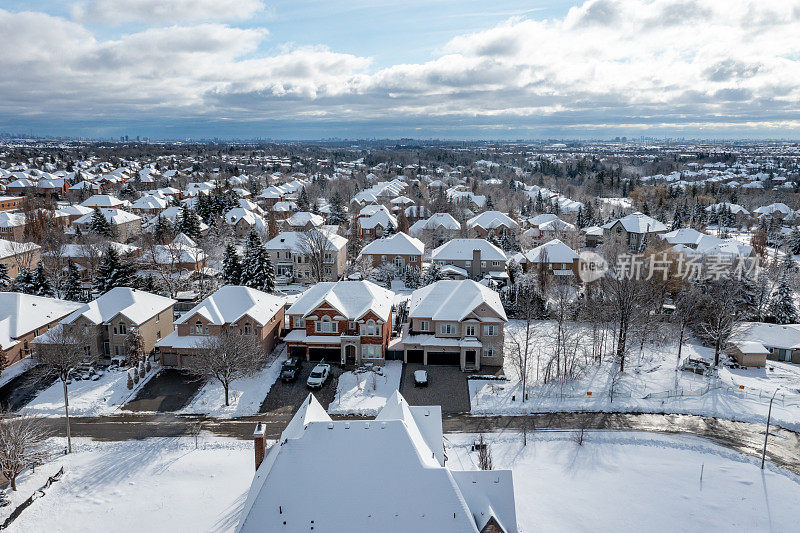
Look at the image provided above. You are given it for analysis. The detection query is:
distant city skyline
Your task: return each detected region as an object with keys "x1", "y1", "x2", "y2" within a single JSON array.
[{"x1": 2, "y1": 0, "x2": 799, "y2": 139}]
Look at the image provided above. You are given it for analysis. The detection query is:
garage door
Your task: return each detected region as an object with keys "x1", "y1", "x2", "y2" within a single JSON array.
[
  {"x1": 309, "y1": 347, "x2": 340, "y2": 362},
  {"x1": 161, "y1": 352, "x2": 178, "y2": 367},
  {"x1": 406, "y1": 350, "x2": 424, "y2": 364},
  {"x1": 289, "y1": 346, "x2": 307, "y2": 359},
  {"x1": 427, "y1": 351, "x2": 460, "y2": 366}
]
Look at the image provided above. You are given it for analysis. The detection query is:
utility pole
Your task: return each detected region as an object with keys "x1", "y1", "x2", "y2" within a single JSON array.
[{"x1": 761, "y1": 388, "x2": 780, "y2": 470}]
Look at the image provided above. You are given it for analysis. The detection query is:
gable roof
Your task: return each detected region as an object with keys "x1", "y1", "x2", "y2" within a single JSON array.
[
  {"x1": 408, "y1": 279, "x2": 507, "y2": 322},
  {"x1": 360, "y1": 232, "x2": 424, "y2": 256},
  {"x1": 286, "y1": 280, "x2": 393, "y2": 322},
  {"x1": 523, "y1": 239, "x2": 579, "y2": 263},
  {"x1": 467, "y1": 210, "x2": 519, "y2": 230},
  {"x1": 175, "y1": 286, "x2": 285, "y2": 327},
  {"x1": 0, "y1": 293, "x2": 83, "y2": 350},
  {"x1": 601, "y1": 212, "x2": 667, "y2": 233},
  {"x1": 63, "y1": 287, "x2": 175, "y2": 326},
  {"x1": 431, "y1": 239, "x2": 506, "y2": 262}
]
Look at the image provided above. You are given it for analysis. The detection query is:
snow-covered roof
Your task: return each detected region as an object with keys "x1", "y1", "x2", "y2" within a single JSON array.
[
  {"x1": 705, "y1": 202, "x2": 749, "y2": 215},
  {"x1": 235, "y1": 392, "x2": 516, "y2": 533},
  {"x1": 467, "y1": 211, "x2": 520, "y2": 231},
  {"x1": 602, "y1": 212, "x2": 667, "y2": 233},
  {"x1": 431, "y1": 239, "x2": 506, "y2": 262},
  {"x1": 660, "y1": 228, "x2": 709, "y2": 247},
  {"x1": 80, "y1": 194, "x2": 128, "y2": 208},
  {"x1": 408, "y1": 279, "x2": 507, "y2": 322},
  {"x1": 0, "y1": 238, "x2": 40, "y2": 259},
  {"x1": 130, "y1": 195, "x2": 168, "y2": 210},
  {"x1": 523, "y1": 239, "x2": 579, "y2": 264},
  {"x1": 409, "y1": 213, "x2": 461, "y2": 236},
  {"x1": 287, "y1": 211, "x2": 324, "y2": 227},
  {"x1": 0, "y1": 212, "x2": 25, "y2": 228},
  {"x1": 174, "y1": 286, "x2": 285, "y2": 327},
  {"x1": 360, "y1": 232, "x2": 424, "y2": 256},
  {"x1": 74, "y1": 208, "x2": 141, "y2": 225},
  {"x1": 62, "y1": 287, "x2": 175, "y2": 326},
  {"x1": 0, "y1": 293, "x2": 83, "y2": 350},
  {"x1": 265, "y1": 230, "x2": 346, "y2": 253},
  {"x1": 287, "y1": 280, "x2": 393, "y2": 322},
  {"x1": 733, "y1": 322, "x2": 800, "y2": 350}
]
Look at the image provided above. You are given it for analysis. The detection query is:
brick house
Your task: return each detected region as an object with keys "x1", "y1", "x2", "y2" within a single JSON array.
[
  {"x1": 265, "y1": 230, "x2": 347, "y2": 284},
  {"x1": 0, "y1": 238, "x2": 41, "y2": 278},
  {"x1": 430, "y1": 238, "x2": 507, "y2": 280},
  {"x1": 72, "y1": 208, "x2": 143, "y2": 242},
  {"x1": 358, "y1": 231, "x2": 424, "y2": 272},
  {"x1": 0, "y1": 293, "x2": 83, "y2": 368},
  {"x1": 402, "y1": 279, "x2": 507, "y2": 370},
  {"x1": 467, "y1": 210, "x2": 520, "y2": 240},
  {"x1": 514, "y1": 239, "x2": 580, "y2": 277},
  {"x1": 601, "y1": 212, "x2": 667, "y2": 251},
  {"x1": 225, "y1": 207, "x2": 267, "y2": 238},
  {"x1": 0, "y1": 196, "x2": 23, "y2": 212},
  {"x1": 284, "y1": 280, "x2": 394, "y2": 365},
  {"x1": 155, "y1": 286, "x2": 285, "y2": 368},
  {"x1": 0, "y1": 212, "x2": 26, "y2": 242}
]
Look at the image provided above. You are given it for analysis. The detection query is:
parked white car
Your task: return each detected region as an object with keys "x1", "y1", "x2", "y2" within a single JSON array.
[{"x1": 306, "y1": 363, "x2": 331, "y2": 389}]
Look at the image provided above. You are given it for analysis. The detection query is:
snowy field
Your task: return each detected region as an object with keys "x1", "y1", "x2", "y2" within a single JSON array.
[
  {"x1": 471, "y1": 320, "x2": 800, "y2": 431},
  {"x1": 179, "y1": 347, "x2": 286, "y2": 417},
  {"x1": 4, "y1": 431, "x2": 799, "y2": 532},
  {"x1": 21, "y1": 363, "x2": 160, "y2": 417},
  {"x1": 446, "y1": 431, "x2": 800, "y2": 533},
  {"x1": 328, "y1": 360, "x2": 402, "y2": 415}
]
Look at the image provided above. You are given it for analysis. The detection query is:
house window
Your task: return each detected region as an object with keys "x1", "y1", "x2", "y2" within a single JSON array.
[
  {"x1": 481, "y1": 261, "x2": 486, "y2": 268},
  {"x1": 363, "y1": 320, "x2": 377, "y2": 336},
  {"x1": 316, "y1": 316, "x2": 336, "y2": 333},
  {"x1": 119, "y1": 322, "x2": 127, "y2": 335},
  {"x1": 465, "y1": 325, "x2": 476, "y2": 336},
  {"x1": 324, "y1": 266, "x2": 332, "y2": 275},
  {"x1": 420, "y1": 320, "x2": 429, "y2": 331},
  {"x1": 381, "y1": 255, "x2": 387, "y2": 261},
  {"x1": 440, "y1": 324, "x2": 456, "y2": 335},
  {"x1": 244, "y1": 322, "x2": 252, "y2": 335},
  {"x1": 156, "y1": 331, "x2": 161, "y2": 340},
  {"x1": 484, "y1": 325, "x2": 498, "y2": 336},
  {"x1": 492, "y1": 261, "x2": 501, "y2": 266},
  {"x1": 363, "y1": 344, "x2": 381, "y2": 359},
  {"x1": 465, "y1": 261, "x2": 471, "y2": 267},
  {"x1": 114, "y1": 345, "x2": 119, "y2": 355},
  {"x1": 295, "y1": 318, "x2": 305, "y2": 328},
  {"x1": 410, "y1": 256, "x2": 417, "y2": 263},
  {"x1": 194, "y1": 321, "x2": 203, "y2": 334},
  {"x1": 483, "y1": 347, "x2": 494, "y2": 358},
  {"x1": 156, "y1": 313, "x2": 160, "y2": 323},
  {"x1": 348, "y1": 321, "x2": 356, "y2": 330}
]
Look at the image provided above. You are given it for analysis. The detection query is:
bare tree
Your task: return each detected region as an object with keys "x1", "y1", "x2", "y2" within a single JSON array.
[
  {"x1": 696, "y1": 277, "x2": 742, "y2": 367},
  {"x1": 298, "y1": 228, "x2": 336, "y2": 283},
  {"x1": 32, "y1": 326, "x2": 93, "y2": 454},
  {"x1": 187, "y1": 329, "x2": 265, "y2": 406},
  {"x1": 0, "y1": 415, "x2": 49, "y2": 491},
  {"x1": 476, "y1": 434, "x2": 493, "y2": 470},
  {"x1": 601, "y1": 269, "x2": 654, "y2": 372}
]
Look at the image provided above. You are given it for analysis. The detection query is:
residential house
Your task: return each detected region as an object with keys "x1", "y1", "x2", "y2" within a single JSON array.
[
  {"x1": 514, "y1": 239, "x2": 579, "y2": 277},
  {"x1": 0, "y1": 238, "x2": 40, "y2": 278},
  {"x1": 0, "y1": 196, "x2": 23, "y2": 211},
  {"x1": 266, "y1": 230, "x2": 347, "y2": 284},
  {"x1": 155, "y1": 286, "x2": 285, "y2": 368},
  {"x1": 284, "y1": 280, "x2": 393, "y2": 365},
  {"x1": 358, "y1": 204, "x2": 397, "y2": 243},
  {"x1": 409, "y1": 212, "x2": 462, "y2": 247},
  {"x1": 226, "y1": 207, "x2": 267, "y2": 238},
  {"x1": 284, "y1": 211, "x2": 324, "y2": 232},
  {"x1": 236, "y1": 392, "x2": 517, "y2": 533},
  {"x1": 129, "y1": 194, "x2": 169, "y2": 217},
  {"x1": 467, "y1": 210, "x2": 520, "y2": 239},
  {"x1": 0, "y1": 212, "x2": 26, "y2": 242},
  {"x1": 430, "y1": 238, "x2": 507, "y2": 280},
  {"x1": 402, "y1": 279, "x2": 507, "y2": 370},
  {"x1": 359, "y1": 232, "x2": 424, "y2": 272},
  {"x1": 731, "y1": 322, "x2": 800, "y2": 364},
  {"x1": 73, "y1": 208, "x2": 142, "y2": 242},
  {"x1": 0, "y1": 293, "x2": 83, "y2": 367},
  {"x1": 80, "y1": 194, "x2": 129, "y2": 209},
  {"x1": 601, "y1": 212, "x2": 668, "y2": 251}
]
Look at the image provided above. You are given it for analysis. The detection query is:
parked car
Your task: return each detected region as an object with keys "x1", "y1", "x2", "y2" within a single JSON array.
[
  {"x1": 280, "y1": 357, "x2": 303, "y2": 383},
  {"x1": 414, "y1": 370, "x2": 428, "y2": 387},
  {"x1": 306, "y1": 363, "x2": 331, "y2": 389}
]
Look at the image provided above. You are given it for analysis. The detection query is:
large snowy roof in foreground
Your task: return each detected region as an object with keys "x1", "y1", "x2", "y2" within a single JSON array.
[
  {"x1": 235, "y1": 392, "x2": 516, "y2": 533},
  {"x1": 0, "y1": 293, "x2": 83, "y2": 350},
  {"x1": 408, "y1": 279, "x2": 507, "y2": 322},
  {"x1": 175, "y1": 286, "x2": 285, "y2": 327},
  {"x1": 286, "y1": 280, "x2": 393, "y2": 322}
]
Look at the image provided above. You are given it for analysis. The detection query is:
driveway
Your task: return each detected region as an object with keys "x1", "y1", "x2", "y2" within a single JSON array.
[
  {"x1": 123, "y1": 369, "x2": 205, "y2": 412},
  {"x1": 259, "y1": 362, "x2": 343, "y2": 416},
  {"x1": 399, "y1": 363, "x2": 472, "y2": 414},
  {"x1": 0, "y1": 366, "x2": 57, "y2": 411}
]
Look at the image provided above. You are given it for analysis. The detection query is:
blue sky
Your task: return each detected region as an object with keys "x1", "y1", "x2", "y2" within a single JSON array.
[{"x1": 1, "y1": 0, "x2": 800, "y2": 140}]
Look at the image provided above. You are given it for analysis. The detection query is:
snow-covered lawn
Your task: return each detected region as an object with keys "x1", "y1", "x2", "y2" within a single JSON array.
[
  {"x1": 328, "y1": 360, "x2": 402, "y2": 415},
  {"x1": 21, "y1": 364, "x2": 159, "y2": 417},
  {"x1": 178, "y1": 346, "x2": 286, "y2": 417},
  {"x1": 1, "y1": 436, "x2": 255, "y2": 532},
  {"x1": 471, "y1": 320, "x2": 800, "y2": 430},
  {"x1": 446, "y1": 431, "x2": 800, "y2": 533}
]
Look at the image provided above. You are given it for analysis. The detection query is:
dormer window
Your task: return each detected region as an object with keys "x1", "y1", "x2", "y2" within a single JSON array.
[
  {"x1": 244, "y1": 322, "x2": 252, "y2": 335},
  {"x1": 194, "y1": 320, "x2": 203, "y2": 334},
  {"x1": 118, "y1": 322, "x2": 127, "y2": 335}
]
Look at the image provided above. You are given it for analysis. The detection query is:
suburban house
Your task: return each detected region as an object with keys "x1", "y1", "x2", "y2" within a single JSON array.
[
  {"x1": 467, "y1": 210, "x2": 520, "y2": 239},
  {"x1": 358, "y1": 231, "x2": 424, "y2": 272},
  {"x1": 36, "y1": 287, "x2": 176, "y2": 364},
  {"x1": 129, "y1": 194, "x2": 169, "y2": 216},
  {"x1": 284, "y1": 280, "x2": 394, "y2": 365},
  {"x1": 402, "y1": 279, "x2": 507, "y2": 370},
  {"x1": 142, "y1": 233, "x2": 207, "y2": 273},
  {"x1": 0, "y1": 238, "x2": 41, "y2": 278},
  {"x1": 0, "y1": 196, "x2": 23, "y2": 211},
  {"x1": 514, "y1": 239, "x2": 580, "y2": 277},
  {"x1": 731, "y1": 322, "x2": 800, "y2": 364},
  {"x1": 265, "y1": 230, "x2": 347, "y2": 284},
  {"x1": 155, "y1": 286, "x2": 285, "y2": 368},
  {"x1": 705, "y1": 202, "x2": 750, "y2": 226},
  {"x1": 225, "y1": 208, "x2": 267, "y2": 238},
  {"x1": 73, "y1": 208, "x2": 143, "y2": 242},
  {"x1": 236, "y1": 392, "x2": 517, "y2": 533},
  {"x1": 0, "y1": 212, "x2": 26, "y2": 242},
  {"x1": 601, "y1": 212, "x2": 668, "y2": 250},
  {"x1": 522, "y1": 216, "x2": 577, "y2": 246},
  {"x1": 0, "y1": 293, "x2": 83, "y2": 368},
  {"x1": 284, "y1": 211, "x2": 324, "y2": 232},
  {"x1": 80, "y1": 194, "x2": 129, "y2": 209},
  {"x1": 357, "y1": 204, "x2": 397, "y2": 243},
  {"x1": 430, "y1": 238, "x2": 507, "y2": 280},
  {"x1": 409, "y1": 212, "x2": 462, "y2": 247}
]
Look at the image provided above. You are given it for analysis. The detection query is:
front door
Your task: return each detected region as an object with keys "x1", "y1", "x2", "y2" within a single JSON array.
[
  {"x1": 345, "y1": 344, "x2": 356, "y2": 365},
  {"x1": 465, "y1": 350, "x2": 476, "y2": 368}
]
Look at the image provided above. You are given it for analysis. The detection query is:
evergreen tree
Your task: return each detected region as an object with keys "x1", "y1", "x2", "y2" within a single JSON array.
[
  {"x1": 328, "y1": 193, "x2": 347, "y2": 226},
  {"x1": 240, "y1": 230, "x2": 274, "y2": 292},
  {"x1": 0, "y1": 263, "x2": 9, "y2": 290},
  {"x1": 404, "y1": 266, "x2": 420, "y2": 289},
  {"x1": 767, "y1": 272, "x2": 798, "y2": 324},
  {"x1": 31, "y1": 261, "x2": 54, "y2": 297},
  {"x1": 670, "y1": 206, "x2": 682, "y2": 230},
  {"x1": 12, "y1": 268, "x2": 35, "y2": 294},
  {"x1": 575, "y1": 206, "x2": 585, "y2": 228},
  {"x1": 485, "y1": 196, "x2": 494, "y2": 210},
  {"x1": 222, "y1": 244, "x2": 242, "y2": 285},
  {"x1": 89, "y1": 207, "x2": 113, "y2": 237},
  {"x1": 63, "y1": 260, "x2": 83, "y2": 301},
  {"x1": 178, "y1": 208, "x2": 202, "y2": 241},
  {"x1": 94, "y1": 245, "x2": 135, "y2": 295},
  {"x1": 423, "y1": 262, "x2": 444, "y2": 285},
  {"x1": 297, "y1": 188, "x2": 310, "y2": 211},
  {"x1": 787, "y1": 227, "x2": 800, "y2": 255},
  {"x1": 152, "y1": 215, "x2": 174, "y2": 244}
]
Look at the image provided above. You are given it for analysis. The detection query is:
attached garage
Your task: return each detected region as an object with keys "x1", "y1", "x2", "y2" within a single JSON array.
[
  {"x1": 309, "y1": 347, "x2": 340, "y2": 362},
  {"x1": 161, "y1": 352, "x2": 179, "y2": 367},
  {"x1": 288, "y1": 345, "x2": 307, "y2": 359},
  {"x1": 406, "y1": 349, "x2": 424, "y2": 364},
  {"x1": 426, "y1": 351, "x2": 461, "y2": 366}
]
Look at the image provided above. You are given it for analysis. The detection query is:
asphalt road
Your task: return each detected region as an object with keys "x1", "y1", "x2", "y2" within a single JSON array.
[{"x1": 30, "y1": 411, "x2": 800, "y2": 476}]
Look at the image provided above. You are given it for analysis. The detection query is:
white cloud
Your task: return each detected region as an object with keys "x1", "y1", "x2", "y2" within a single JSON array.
[{"x1": 71, "y1": 0, "x2": 265, "y2": 25}]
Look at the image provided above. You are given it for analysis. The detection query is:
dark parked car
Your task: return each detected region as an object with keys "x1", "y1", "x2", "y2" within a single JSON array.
[{"x1": 280, "y1": 357, "x2": 303, "y2": 383}]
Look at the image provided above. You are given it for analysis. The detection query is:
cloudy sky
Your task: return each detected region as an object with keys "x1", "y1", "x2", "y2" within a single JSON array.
[{"x1": 2, "y1": 0, "x2": 800, "y2": 139}]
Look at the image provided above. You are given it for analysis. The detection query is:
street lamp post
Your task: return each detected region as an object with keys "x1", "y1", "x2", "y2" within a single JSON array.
[{"x1": 761, "y1": 388, "x2": 780, "y2": 470}]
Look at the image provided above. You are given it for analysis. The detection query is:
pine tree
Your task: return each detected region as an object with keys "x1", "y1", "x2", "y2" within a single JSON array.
[
  {"x1": 670, "y1": 206, "x2": 682, "y2": 230},
  {"x1": 575, "y1": 206, "x2": 585, "y2": 228},
  {"x1": 486, "y1": 196, "x2": 494, "y2": 210},
  {"x1": 787, "y1": 227, "x2": 800, "y2": 255},
  {"x1": 423, "y1": 262, "x2": 444, "y2": 285},
  {"x1": 240, "y1": 230, "x2": 274, "y2": 292},
  {"x1": 89, "y1": 207, "x2": 113, "y2": 237},
  {"x1": 0, "y1": 263, "x2": 10, "y2": 290},
  {"x1": 767, "y1": 272, "x2": 798, "y2": 324},
  {"x1": 178, "y1": 208, "x2": 202, "y2": 241},
  {"x1": 297, "y1": 188, "x2": 310, "y2": 211},
  {"x1": 404, "y1": 266, "x2": 420, "y2": 289},
  {"x1": 328, "y1": 193, "x2": 347, "y2": 225},
  {"x1": 63, "y1": 260, "x2": 82, "y2": 301},
  {"x1": 152, "y1": 215, "x2": 174, "y2": 244},
  {"x1": 222, "y1": 244, "x2": 242, "y2": 285},
  {"x1": 94, "y1": 245, "x2": 135, "y2": 295},
  {"x1": 31, "y1": 261, "x2": 54, "y2": 297},
  {"x1": 12, "y1": 268, "x2": 35, "y2": 294}
]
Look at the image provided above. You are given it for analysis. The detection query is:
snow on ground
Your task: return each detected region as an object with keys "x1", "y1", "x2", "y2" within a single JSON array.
[
  {"x1": 328, "y1": 360, "x2": 402, "y2": 415},
  {"x1": 471, "y1": 320, "x2": 800, "y2": 430},
  {"x1": 446, "y1": 430, "x2": 800, "y2": 533},
  {"x1": 179, "y1": 345, "x2": 287, "y2": 417},
  {"x1": 0, "y1": 358, "x2": 36, "y2": 388},
  {"x1": 1, "y1": 435, "x2": 255, "y2": 533},
  {"x1": 21, "y1": 363, "x2": 160, "y2": 417}
]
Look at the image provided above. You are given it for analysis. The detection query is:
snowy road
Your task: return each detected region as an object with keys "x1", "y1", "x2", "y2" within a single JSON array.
[{"x1": 24, "y1": 410, "x2": 800, "y2": 476}]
